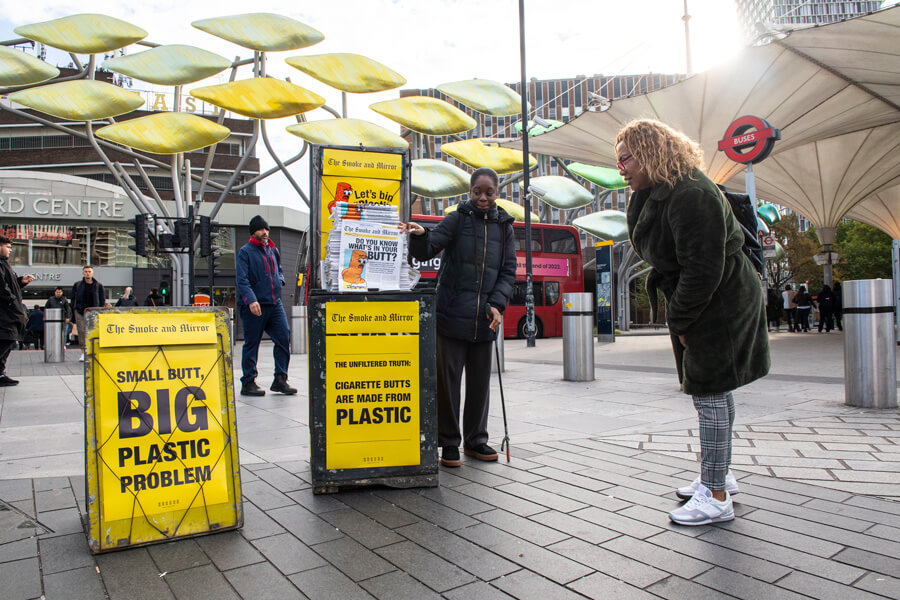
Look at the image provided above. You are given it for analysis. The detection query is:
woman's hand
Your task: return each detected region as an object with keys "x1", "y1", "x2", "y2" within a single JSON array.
[
  {"x1": 400, "y1": 222, "x2": 425, "y2": 236},
  {"x1": 679, "y1": 334, "x2": 687, "y2": 348},
  {"x1": 487, "y1": 305, "x2": 502, "y2": 332}
]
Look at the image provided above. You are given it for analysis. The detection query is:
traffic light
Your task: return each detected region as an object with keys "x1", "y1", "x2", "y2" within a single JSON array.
[
  {"x1": 159, "y1": 279, "x2": 170, "y2": 303},
  {"x1": 199, "y1": 215, "x2": 219, "y2": 257},
  {"x1": 174, "y1": 218, "x2": 192, "y2": 249},
  {"x1": 128, "y1": 214, "x2": 150, "y2": 257}
]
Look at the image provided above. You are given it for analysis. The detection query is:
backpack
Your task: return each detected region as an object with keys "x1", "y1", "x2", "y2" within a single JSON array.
[{"x1": 719, "y1": 188, "x2": 764, "y2": 277}]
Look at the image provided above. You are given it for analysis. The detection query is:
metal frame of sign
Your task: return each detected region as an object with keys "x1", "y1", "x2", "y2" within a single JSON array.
[
  {"x1": 309, "y1": 145, "x2": 411, "y2": 290},
  {"x1": 308, "y1": 290, "x2": 437, "y2": 494},
  {"x1": 83, "y1": 307, "x2": 241, "y2": 553}
]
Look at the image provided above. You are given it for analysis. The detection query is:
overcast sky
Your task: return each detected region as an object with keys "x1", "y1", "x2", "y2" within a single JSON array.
[{"x1": 1, "y1": 1, "x2": 747, "y2": 212}]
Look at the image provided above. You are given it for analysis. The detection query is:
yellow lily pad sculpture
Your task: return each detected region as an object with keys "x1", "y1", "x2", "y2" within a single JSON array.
[
  {"x1": 103, "y1": 45, "x2": 231, "y2": 86},
  {"x1": 525, "y1": 176, "x2": 593, "y2": 210},
  {"x1": 286, "y1": 53, "x2": 405, "y2": 93},
  {"x1": 514, "y1": 119, "x2": 564, "y2": 136},
  {"x1": 0, "y1": 46, "x2": 60, "y2": 86},
  {"x1": 369, "y1": 97, "x2": 476, "y2": 136},
  {"x1": 14, "y1": 14, "x2": 147, "y2": 54},
  {"x1": 440, "y1": 138, "x2": 536, "y2": 174},
  {"x1": 437, "y1": 79, "x2": 525, "y2": 116},
  {"x1": 572, "y1": 211, "x2": 629, "y2": 242},
  {"x1": 191, "y1": 79, "x2": 325, "y2": 120},
  {"x1": 445, "y1": 199, "x2": 540, "y2": 223},
  {"x1": 412, "y1": 159, "x2": 470, "y2": 198},
  {"x1": 9, "y1": 80, "x2": 143, "y2": 121},
  {"x1": 192, "y1": 13, "x2": 324, "y2": 52},
  {"x1": 96, "y1": 113, "x2": 230, "y2": 155},
  {"x1": 287, "y1": 118, "x2": 408, "y2": 148}
]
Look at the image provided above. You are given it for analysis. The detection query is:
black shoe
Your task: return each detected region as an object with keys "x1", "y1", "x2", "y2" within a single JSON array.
[
  {"x1": 440, "y1": 446, "x2": 461, "y2": 467},
  {"x1": 0, "y1": 375, "x2": 18, "y2": 386},
  {"x1": 464, "y1": 444, "x2": 498, "y2": 462},
  {"x1": 270, "y1": 373, "x2": 297, "y2": 395},
  {"x1": 240, "y1": 380, "x2": 265, "y2": 396}
]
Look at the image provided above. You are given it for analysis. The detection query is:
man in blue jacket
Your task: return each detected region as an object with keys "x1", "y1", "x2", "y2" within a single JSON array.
[{"x1": 236, "y1": 215, "x2": 296, "y2": 396}]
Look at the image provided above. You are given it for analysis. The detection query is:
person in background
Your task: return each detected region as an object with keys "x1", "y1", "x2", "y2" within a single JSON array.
[
  {"x1": 45, "y1": 287, "x2": 73, "y2": 346},
  {"x1": 145, "y1": 288, "x2": 163, "y2": 307},
  {"x1": 782, "y1": 284, "x2": 797, "y2": 332},
  {"x1": 236, "y1": 215, "x2": 297, "y2": 397},
  {"x1": 0, "y1": 235, "x2": 34, "y2": 384},
  {"x1": 25, "y1": 305, "x2": 44, "y2": 350},
  {"x1": 404, "y1": 167, "x2": 517, "y2": 468},
  {"x1": 766, "y1": 288, "x2": 782, "y2": 332},
  {"x1": 615, "y1": 119, "x2": 769, "y2": 526},
  {"x1": 115, "y1": 286, "x2": 140, "y2": 307},
  {"x1": 816, "y1": 284, "x2": 835, "y2": 333},
  {"x1": 795, "y1": 285, "x2": 814, "y2": 332},
  {"x1": 71, "y1": 265, "x2": 106, "y2": 362},
  {"x1": 833, "y1": 281, "x2": 843, "y2": 331}
]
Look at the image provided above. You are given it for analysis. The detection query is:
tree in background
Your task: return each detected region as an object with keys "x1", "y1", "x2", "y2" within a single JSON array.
[
  {"x1": 769, "y1": 213, "x2": 821, "y2": 290},
  {"x1": 834, "y1": 221, "x2": 893, "y2": 281}
]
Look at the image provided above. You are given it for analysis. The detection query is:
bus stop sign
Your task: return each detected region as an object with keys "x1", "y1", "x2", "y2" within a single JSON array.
[{"x1": 718, "y1": 115, "x2": 781, "y2": 164}]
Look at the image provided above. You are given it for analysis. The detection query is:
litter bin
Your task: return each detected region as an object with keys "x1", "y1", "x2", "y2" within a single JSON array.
[
  {"x1": 844, "y1": 279, "x2": 897, "y2": 408},
  {"x1": 291, "y1": 305, "x2": 307, "y2": 355},
  {"x1": 562, "y1": 292, "x2": 595, "y2": 381},
  {"x1": 43, "y1": 308, "x2": 65, "y2": 363}
]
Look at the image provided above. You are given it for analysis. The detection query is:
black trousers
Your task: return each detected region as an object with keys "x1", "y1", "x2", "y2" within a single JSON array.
[
  {"x1": 0, "y1": 339, "x2": 16, "y2": 376},
  {"x1": 436, "y1": 333, "x2": 493, "y2": 449}
]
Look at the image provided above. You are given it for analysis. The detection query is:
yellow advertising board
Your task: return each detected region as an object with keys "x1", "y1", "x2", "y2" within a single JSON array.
[
  {"x1": 84, "y1": 307, "x2": 241, "y2": 553},
  {"x1": 325, "y1": 301, "x2": 421, "y2": 470},
  {"x1": 319, "y1": 148, "x2": 404, "y2": 257}
]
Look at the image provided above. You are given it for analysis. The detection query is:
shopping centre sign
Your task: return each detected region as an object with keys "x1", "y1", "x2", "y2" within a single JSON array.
[{"x1": 0, "y1": 194, "x2": 126, "y2": 219}]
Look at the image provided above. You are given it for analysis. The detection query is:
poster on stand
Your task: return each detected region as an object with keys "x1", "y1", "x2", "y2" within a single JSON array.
[{"x1": 338, "y1": 221, "x2": 404, "y2": 292}]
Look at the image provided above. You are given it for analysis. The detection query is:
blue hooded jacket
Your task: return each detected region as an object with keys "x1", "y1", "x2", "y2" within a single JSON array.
[{"x1": 236, "y1": 237, "x2": 285, "y2": 306}]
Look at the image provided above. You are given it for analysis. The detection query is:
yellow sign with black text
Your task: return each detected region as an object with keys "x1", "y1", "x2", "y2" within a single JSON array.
[
  {"x1": 84, "y1": 308, "x2": 241, "y2": 553},
  {"x1": 325, "y1": 301, "x2": 420, "y2": 469}
]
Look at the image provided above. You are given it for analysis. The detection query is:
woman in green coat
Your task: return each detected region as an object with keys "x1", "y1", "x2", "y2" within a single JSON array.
[{"x1": 616, "y1": 119, "x2": 769, "y2": 526}]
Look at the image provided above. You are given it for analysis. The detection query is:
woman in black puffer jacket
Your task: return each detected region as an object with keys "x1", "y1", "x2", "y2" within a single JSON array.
[{"x1": 405, "y1": 168, "x2": 516, "y2": 468}]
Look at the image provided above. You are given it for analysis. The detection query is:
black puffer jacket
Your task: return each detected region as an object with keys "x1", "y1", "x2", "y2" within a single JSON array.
[{"x1": 409, "y1": 201, "x2": 516, "y2": 342}]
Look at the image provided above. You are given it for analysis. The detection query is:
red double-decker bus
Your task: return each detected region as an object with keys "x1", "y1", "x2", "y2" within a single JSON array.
[{"x1": 410, "y1": 215, "x2": 585, "y2": 339}]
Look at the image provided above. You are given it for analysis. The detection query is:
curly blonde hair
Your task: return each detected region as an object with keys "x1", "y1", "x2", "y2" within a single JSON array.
[{"x1": 615, "y1": 119, "x2": 703, "y2": 188}]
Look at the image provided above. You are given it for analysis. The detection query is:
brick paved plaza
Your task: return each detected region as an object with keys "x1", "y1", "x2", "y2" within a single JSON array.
[{"x1": 0, "y1": 331, "x2": 898, "y2": 599}]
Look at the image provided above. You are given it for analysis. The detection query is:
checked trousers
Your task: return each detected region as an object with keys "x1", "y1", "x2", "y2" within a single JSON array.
[{"x1": 693, "y1": 391, "x2": 735, "y2": 490}]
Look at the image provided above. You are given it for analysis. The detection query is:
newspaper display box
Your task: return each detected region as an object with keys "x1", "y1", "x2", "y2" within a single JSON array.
[{"x1": 83, "y1": 307, "x2": 241, "y2": 553}]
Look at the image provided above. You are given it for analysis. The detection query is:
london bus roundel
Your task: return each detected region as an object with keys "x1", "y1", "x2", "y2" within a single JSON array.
[{"x1": 717, "y1": 115, "x2": 781, "y2": 164}]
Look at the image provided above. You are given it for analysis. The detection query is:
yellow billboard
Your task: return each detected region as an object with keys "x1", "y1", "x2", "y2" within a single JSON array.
[
  {"x1": 84, "y1": 308, "x2": 241, "y2": 553},
  {"x1": 325, "y1": 301, "x2": 420, "y2": 469}
]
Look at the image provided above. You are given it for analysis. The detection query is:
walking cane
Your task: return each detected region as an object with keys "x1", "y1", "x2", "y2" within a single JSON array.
[{"x1": 494, "y1": 339, "x2": 511, "y2": 462}]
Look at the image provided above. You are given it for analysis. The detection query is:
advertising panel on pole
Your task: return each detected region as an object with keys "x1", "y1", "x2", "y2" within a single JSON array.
[
  {"x1": 595, "y1": 241, "x2": 615, "y2": 343},
  {"x1": 84, "y1": 307, "x2": 241, "y2": 553}
]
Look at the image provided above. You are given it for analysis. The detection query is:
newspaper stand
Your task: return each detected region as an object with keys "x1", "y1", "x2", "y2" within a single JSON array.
[{"x1": 308, "y1": 290, "x2": 437, "y2": 493}]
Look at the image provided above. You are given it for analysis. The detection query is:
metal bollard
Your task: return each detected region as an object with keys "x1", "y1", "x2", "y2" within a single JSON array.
[
  {"x1": 43, "y1": 308, "x2": 65, "y2": 363},
  {"x1": 562, "y1": 292, "x2": 595, "y2": 381},
  {"x1": 491, "y1": 315, "x2": 504, "y2": 373},
  {"x1": 843, "y1": 279, "x2": 897, "y2": 408},
  {"x1": 291, "y1": 305, "x2": 307, "y2": 355}
]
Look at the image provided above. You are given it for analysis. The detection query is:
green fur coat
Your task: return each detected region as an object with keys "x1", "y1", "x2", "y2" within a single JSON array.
[{"x1": 627, "y1": 169, "x2": 770, "y2": 395}]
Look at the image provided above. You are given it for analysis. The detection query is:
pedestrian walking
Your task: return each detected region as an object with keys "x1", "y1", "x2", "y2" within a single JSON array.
[
  {"x1": 615, "y1": 119, "x2": 769, "y2": 526},
  {"x1": 236, "y1": 215, "x2": 297, "y2": 396},
  {"x1": 45, "y1": 286, "x2": 73, "y2": 345},
  {"x1": 404, "y1": 167, "x2": 517, "y2": 468},
  {"x1": 26, "y1": 305, "x2": 44, "y2": 350},
  {"x1": 115, "y1": 286, "x2": 140, "y2": 307},
  {"x1": 782, "y1": 284, "x2": 797, "y2": 332},
  {"x1": 0, "y1": 235, "x2": 34, "y2": 385},
  {"x1": 816, "y1": 284, "x2": 836, "y2": 332},
  {"x1": 795, "y1": 285, "x2": 814, "y2": 332},
  {"x1": 766, "y1": 288, "x2": 782, "y2": 332},
  {"x1": 70, "y1": 265, "x2": 105, "y2": 361},
  {"x1": 833, "y1": 281, "x2": 843, "y2": 331}
]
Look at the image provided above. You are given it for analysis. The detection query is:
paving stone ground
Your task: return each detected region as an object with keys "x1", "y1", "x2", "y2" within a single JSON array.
[{"x1": 0, "y1": 331, "x2": 898, "y2": 599}]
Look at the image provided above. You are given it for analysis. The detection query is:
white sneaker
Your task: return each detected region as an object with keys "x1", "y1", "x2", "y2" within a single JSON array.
[
  {"x1": 676, "y1": 471, "x2": 739, "y2": 500},
  {"x1": 79, "y1": 353, "x2": 84, "y2": 362},
  {"x1": 669, "y1": 485, "x2": 734, "y2": 526}
]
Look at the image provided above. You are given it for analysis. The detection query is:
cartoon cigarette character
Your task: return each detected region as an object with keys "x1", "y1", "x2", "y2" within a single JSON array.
[
  {"x1": 342, "y1": 249, "x2": 367, "y2": 284},
  {"x1": 328, "y1": 182, "x2": 354, "y2": 216}
]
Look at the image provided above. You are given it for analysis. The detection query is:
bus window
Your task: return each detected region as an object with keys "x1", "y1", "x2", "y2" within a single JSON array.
[
  {"x1": 514, "y1": 228, "x2": 542, "y2": 252},
  {"x1": 545, "y1": 281, "x2": 560, "y2": 306},
  {"x1": 511, "y1": 282, "x2": 543, "y2": 306},
  {"x1": 544, "y1": 228, "x2": 578, "y2": 254}
]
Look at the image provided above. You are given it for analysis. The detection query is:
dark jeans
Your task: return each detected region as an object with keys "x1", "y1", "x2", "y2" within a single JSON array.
[
  {"x1": 784, "y1": 307, "x2": 798, "y2": 331},
  {"x1": 0, "y1": 339, "x2": 15, "y2": 375},
  {"x1": 818, "y1": 307, "x2": 834, "y2": 332},
  {"x1": 240, "y1": 301, "x2": 291, "y2": 385},
  {"x1": 797, "y1": 307, "x2": 811, "y2": 331},
  {"x1": 435, "y1": 332, "x2": 492, "y2": 449}
]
